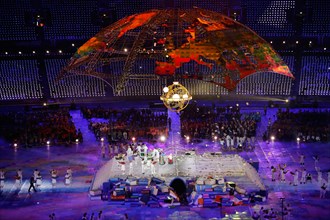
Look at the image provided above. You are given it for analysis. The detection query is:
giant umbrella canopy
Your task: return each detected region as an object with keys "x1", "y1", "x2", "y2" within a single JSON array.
[{"x1": 59, "y1": 8, "x2": 294, "y2": 94}]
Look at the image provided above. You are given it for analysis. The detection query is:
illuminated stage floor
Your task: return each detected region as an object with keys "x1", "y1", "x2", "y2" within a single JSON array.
[{"x1": 0, "y1": 106, "x2": 329, "y2": 220}]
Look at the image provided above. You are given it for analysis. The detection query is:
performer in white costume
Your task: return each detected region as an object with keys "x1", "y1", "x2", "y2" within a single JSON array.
[
  {"x1": 141, "y1": 158, "x2": 146, "y2": 174},
  {"x1": 120, "y1": 158, "x2": 126, "y2": 175},
  {"x1": 142, "y1": 143, "x2": 148, "y2": 161},
  {"x1": 17, "y1": 169, "x2": 23, "y2": 184},
  {"x1": 299, "y1": 154, "x2": 305, "y2": 166},
  {"x1": 67, "y1": 167, "x2": 73, "y2": 182},
  {"x1": 126, "y1": 146, "x2": 133, "y2": 163},
  {"x1": 33, "y1": 169, "x2": 39, "y2": 181},
  {"x1": 301, "y1": 168, "x2": 307, "y2": 184},
  {"x1": 136, "y1": 144, "x2": 142, "y2": 157},
  {"x1": 280, "y1": 168, "x2": 287, "y2": 182},
  {"x1": 50, "y1": 169, "x2": 58, "y2": 186},
  {"x1": 271, "y1": 166, "x2": 276, "y2": 182},
  {"x1": 152, "y1": 148, "x2": 160, "y2": 162},
  {"x1": 36, "y1": 171, "x2": 42, "y2": 187},
  {"x1": 150, "y1": 158, "x2": 157, "y2": 175},
  {"x1": 317, "y1": 171, "x2": 323, "y2": 184},
  {"x1": 65, "y1": 172, "x2": 71, "y2": 185},
  {"x1": 129, "y1": 161, "x2": 133, "y2": 176},
  {"x1": 293, "y1": 170, "x2": 299, "y2": 186}
]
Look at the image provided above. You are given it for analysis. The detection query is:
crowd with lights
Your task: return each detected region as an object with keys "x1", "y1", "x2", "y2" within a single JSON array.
[
  {"x1": 180, "y1": 104, "x2": 260, "y2": 151},
  {"x1": 0, "y1": 108, "x2": 81, "y2": 147},
  {"x1": 82, "y1": 107, "x2": 168, "y2": 142},
  {"x1": 268, "y1": 108, "x2": 330, "y2": 142}
]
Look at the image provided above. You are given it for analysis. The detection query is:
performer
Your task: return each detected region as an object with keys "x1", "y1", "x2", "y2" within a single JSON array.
[
  {"x1": 278, "y1": 163, "x2": 286, "y2": 180},
  {"x1": 28, "y1": 175, "x2": 37, "y2": 193},
  {"x1": 120, "y1": 143, "x2": 125, "y2": 154},
  {"x1": 159, "y1": 149, "x2": 165, "y2": 165},
  {"x1": 150, "y1": 158, "x2": 157, "y2": 176},
  {"x1": 219, "y1": 137, "x2": 225, "y2": 148},
  {"x1": 299, "y1": 154, "x2": 305, "y2": 166},
  {"x1": 64, "y1": 172, "x2": 71, "y2": 185},
  {"x1": 136, "y1": 144, "x2": 142, "y2": 157},
  {"x1": 36, "y1": 171, "x2": 42, "y2": 187},
  {"x1": 128, "y1": 160, "x2": 133, "y2": 176},
  {"x1": 66, "y1": 167, "x2": 73, "y2": 182},
  {"x1": 123, "y1": 130, "x2": 128, "y2": 140},
  {"x1": 0, "y1": 169, "x2": 5, "y2": 190},
  {"x1": 271, "y1": 166, "x2": 276, "y2": 182},
  {"x1": 280, "y1": 168, "x2": 288, "y2": 182},
  {"x1": 50, "y1": 169, "x2": 58, "y2": 186},
  {"x1": 151, "y1": 148, "x2": 156, "y2": 158},
  {"x1": 141, "y1": 158, "x2": 146, "y2": 174},
  {"x1": 168, "y1": 153, "x2": 173, "y2": 164},
  {"x1": 293, "y1": 169, "x2": 299, "y2": 186},
  {"x1": 33, "y1": 169, "x2": 39, "y2": 181},
  {"x1": 142, "y1": 143, "x2": 148, "y2": 161},
  {"x1": 114, "y1": 145, "x2": 119, "y2": 156},
  {"x1": 108, "y1": 144, "x2": 113, "y2": 158},
  {"x1": 17, "y1": 168, "x2": 23, "y2": 184},
  {"x1": 320, "y1": 183, "x2": 327, "y2": 198},
  {"x1": 230, "y1": 135, "x2": 235, "y2": 149},
  {"x1": 317, "y1": 171, "x2": 323, "y2": 184},
  {"x1": 313, "y1": 155, "x2": 320, "y2": 171},
  {"x1": 126, "y1": 146, "x2": 133, "y2": 163},
  {"x1": 120, "y1": 158, "x2": 126, "y2": 175},
  {"x1": 252, "y1": 211, "x2": 260, "y2": 220},
  {"x1": 101, "y1": 144, "x2": 106, "y2": 158},
  {"x1": 153, "y1": 148, "x2": 160, "y2": 162},
  {"x1": 301, "y1": 168, "x2": 307, "y2": 184},
  {"x1": 225, "y1": 134, "x2": 231, "y2": 150},
  {"x1": 306, "y1": 173, "x2": 312, "y2": 183},
  {"x1": 132, "y1": 146, "x2": 139, "y2": 166},
  {"x1": 15, "y1": 173, "x2": 21, "y2": 187}
]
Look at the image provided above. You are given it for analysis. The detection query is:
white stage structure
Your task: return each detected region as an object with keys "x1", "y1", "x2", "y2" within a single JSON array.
[{"x1": 89, "y1": 153, "x2": 265, "y2": 196}]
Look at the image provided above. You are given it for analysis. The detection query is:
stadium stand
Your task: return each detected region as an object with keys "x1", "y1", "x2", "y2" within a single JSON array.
[
  {"x1": 41, "y1": 0, "x2": 100, "y2": 40},
  {"x1": 245, "y1": 0, "x2": 295, "y2": 37},
  {"x1": 302, "y1": 0, "x2": 330, "y2": 37},
  {"x1": 0, "y1": 60, "x2": 43, "y2": 100},
  {"x1": 0, "y1": 1, "x2": 36, "y2": 40},
  {"x1": 299, "y1": 56, "x2": 330, "y2": 96}
]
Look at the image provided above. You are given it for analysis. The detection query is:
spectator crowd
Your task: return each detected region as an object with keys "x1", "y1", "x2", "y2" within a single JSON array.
[
  {"x1": 0, "y1": 107, "x2": 82, "y2": 146},
  {"x1": 267, "y1": 108, "x2": 329, "y2": 142},
  {"x1": 180, "y1": 104, "x2": 260, "y2": 151},
  {"x1": 82, "y1": 107, "x2": 168, "y2": 143}
]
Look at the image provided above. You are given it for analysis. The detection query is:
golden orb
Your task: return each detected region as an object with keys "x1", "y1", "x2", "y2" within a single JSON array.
[{"x1": 160, "y1": 82, "x2": 192, "y2": 112}]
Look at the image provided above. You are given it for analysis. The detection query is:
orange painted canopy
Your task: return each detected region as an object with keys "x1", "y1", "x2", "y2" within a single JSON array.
[{"x1": 64, "y1": 8, "x2": 293, "y2": 91}]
